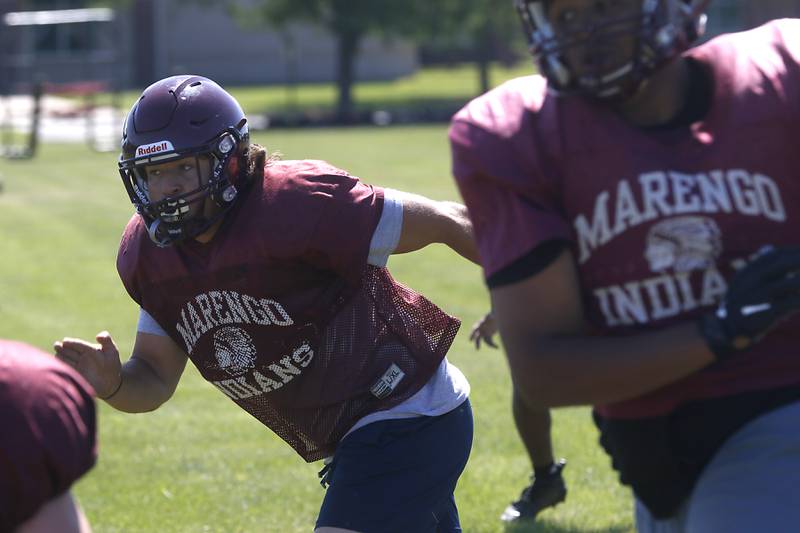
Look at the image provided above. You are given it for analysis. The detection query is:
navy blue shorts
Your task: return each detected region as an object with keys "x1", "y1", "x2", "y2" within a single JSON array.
[{"x1": 315, "y1": 399, "x2": 473, "y2": 533}]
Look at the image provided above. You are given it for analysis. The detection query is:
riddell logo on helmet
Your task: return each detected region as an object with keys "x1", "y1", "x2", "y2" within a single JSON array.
[{"x1": 136, "y1": 141, "x2": 175, "y2": 157}]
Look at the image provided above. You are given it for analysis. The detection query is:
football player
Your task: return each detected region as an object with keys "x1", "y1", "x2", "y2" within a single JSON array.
[
  {"x1": 469, "y1": 311, "x2": 568, "y2": 522},
  {"x1": 1, "y1": 339, "x2": 97, "y2": 533},
  {"x1": 55, "y1": 75, "x2": 480, "y2": 533},
  {"x1": 451, "y1": 0, "x2": 800, "y2": 531}
]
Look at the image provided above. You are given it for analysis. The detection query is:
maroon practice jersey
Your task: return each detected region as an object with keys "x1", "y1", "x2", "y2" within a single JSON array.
[
  {"x1": 0, "y1": 339, "x2": 97, "y2": 531},
  {"x1": 451, "y1": 20, "x2": 800, "y2": 419},
  {"x1": 118, "y1": 159, "x2": 460, "y2": 461}
]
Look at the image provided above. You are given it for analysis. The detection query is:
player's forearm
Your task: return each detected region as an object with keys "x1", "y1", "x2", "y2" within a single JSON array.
[
  {"x1": 103, "y1": 357, "x2": 174, "y2": 413},
  {"x1": 433, "y1": 201, "x2": 480, "y2": 264},
  {"x1": 504, "y1": 321, "x2": 715, "y2": 409},
  {"x1": 394, "y1": 196, "x2": 480, "y2": 263}
]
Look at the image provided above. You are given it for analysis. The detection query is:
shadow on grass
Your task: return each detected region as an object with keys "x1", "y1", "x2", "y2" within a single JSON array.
[
  {"x1": 259, "y1": 97, "x2": 471, "y2": 128},
  {"x1": 504, "y1": 520, "x2": 632, "y2": 533}
]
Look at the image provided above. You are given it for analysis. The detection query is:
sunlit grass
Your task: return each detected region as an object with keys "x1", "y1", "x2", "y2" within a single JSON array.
[{"x1": 0, "y1": 128, "x2": 633, "y2": 533}]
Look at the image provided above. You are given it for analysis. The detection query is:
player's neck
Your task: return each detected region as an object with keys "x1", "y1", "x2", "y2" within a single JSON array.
[
  {"x1": 612, "y1": 57, "x2": 691, "y2": 128},
  {"x1": 193, "y1": 201, "x2": 224, "y2": 244},
  {"x1": 194, "y1": 219, "x2": 222, "y2": 243}
]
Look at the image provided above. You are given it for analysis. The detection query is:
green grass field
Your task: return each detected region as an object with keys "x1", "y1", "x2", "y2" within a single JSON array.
[{"x1": 0, "y1": 126, "x2": 634, "y2": 532}]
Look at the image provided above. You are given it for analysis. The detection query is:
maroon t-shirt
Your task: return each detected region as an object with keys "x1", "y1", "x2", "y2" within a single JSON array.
[
  {"x1": 118, "y1": 160, "x2": 460, "y2": 461},
  {"x1": 0, "y1": 339, "x2": 97, "y2": 531},
  {"x1": 451, "y1": 20, "x2": 800, "y2": 419}
]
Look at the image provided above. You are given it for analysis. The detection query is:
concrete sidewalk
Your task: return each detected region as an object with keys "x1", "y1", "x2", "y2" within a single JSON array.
[{"x1": 0, "y1": 94, "x2": 122, "y2": 146}]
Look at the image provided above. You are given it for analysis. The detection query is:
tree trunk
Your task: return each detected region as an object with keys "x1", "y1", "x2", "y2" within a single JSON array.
[
  {"x1": 477, "y1": 57, "x2": 490, "y2": 95},
  {"x1": 336, "y1": 30, "x2": 361, "y2": 123},
  {"x1": 476, "y1": 20, "x2": 494, "y2": 95}
]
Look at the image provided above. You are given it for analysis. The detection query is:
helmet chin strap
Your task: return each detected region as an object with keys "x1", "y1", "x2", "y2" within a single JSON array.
[
  {"x1": 146, "y1": 219, "x2": 169, "y2": 247},
  {"x1": 146, "y1": 200, "x2": 232, "y2": 247}
]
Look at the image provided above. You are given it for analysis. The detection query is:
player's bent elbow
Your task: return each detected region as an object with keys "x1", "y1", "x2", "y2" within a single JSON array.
[
  {"x1": 136, "y1": 399, "x2": 168, "y2": 413},
  {"x1": 114, "y1": 381, "x2": 175, "y2": 413},
  {"x1": 143, "y1": 385, "x2": 176, "y2": 412}
]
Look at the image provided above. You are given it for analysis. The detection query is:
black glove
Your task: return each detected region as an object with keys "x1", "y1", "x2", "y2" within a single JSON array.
[{"x1": 699, "y1": 246, "x2": 800, "y2": 360}]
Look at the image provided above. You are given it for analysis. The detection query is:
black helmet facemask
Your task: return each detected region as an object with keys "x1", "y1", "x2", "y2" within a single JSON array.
[{"x1": 515, "y1": 0, "x2": 710, "y2": 100}]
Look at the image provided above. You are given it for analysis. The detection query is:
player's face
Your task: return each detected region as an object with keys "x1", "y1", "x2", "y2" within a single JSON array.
[
  {"x1": 145, "y1": 156, "x2": 210, "y2": 201},
  {"x1": 546, "y1": 0, "x2": 641, "y2": 82},
  {"x1": 144, "y1": 155, "x2": 213, "y2": 221}
]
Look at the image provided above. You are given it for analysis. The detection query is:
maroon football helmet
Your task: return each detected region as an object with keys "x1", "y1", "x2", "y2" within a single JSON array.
[
  {"x1": 119, "y1": 75, "x2": 250, "y2": 246},
  {"x1": 515, "y1": 0, "x2": 710, "y2": 99}
]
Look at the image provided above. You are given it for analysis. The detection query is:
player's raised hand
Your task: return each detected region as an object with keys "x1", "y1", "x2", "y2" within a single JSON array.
[
  {"x1": 470, "y1": 311, "x2": 498, "y2": 349},
  {"x1": 54, "y1": 331, "x2": 122, "y2": 399}
]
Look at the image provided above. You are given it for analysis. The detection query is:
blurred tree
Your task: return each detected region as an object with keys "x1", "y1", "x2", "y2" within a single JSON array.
[
  {"x1": 237, "y1": 0, "x2": 426, "y2": 122},
  {"x1": 96, "y1": 0, "x2": 525, "y2": 115},
  {"x1": 252, "y1": 0, "x2": 525, "y2": 115},
  {"x1": 419, "y1": 0, "x2": 526, "y2": 94}
]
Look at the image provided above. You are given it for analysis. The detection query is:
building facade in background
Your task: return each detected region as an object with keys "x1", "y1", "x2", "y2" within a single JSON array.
[
  {"x1": 1, "y1": 0, "x2": 799, "y2": 91},
  {"x1": 0, "y1": 0, "x2": 417, "y2": 91},
  {"x1": 0, "y1": 0, "x2": 121, "y2": 92},
  {"x1": 132, "y1": 0, "x2": 417, "y2": 88}
]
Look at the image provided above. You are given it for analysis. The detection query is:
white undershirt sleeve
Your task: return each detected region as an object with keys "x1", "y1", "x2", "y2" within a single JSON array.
[
  {"x1": 137, "y1": 308, "x2": 168, "y2": 336},
  {"x1": 367, "y1": 188, "x2": 404, "y2": 267}
]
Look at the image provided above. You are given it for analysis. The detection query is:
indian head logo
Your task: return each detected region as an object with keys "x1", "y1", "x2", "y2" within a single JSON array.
[
  {"x1": 213, "y1": 326, "x2": 257, "y2": 377},
  {"x1": 644, "y1": 216, "x2": 722, "y2": 273}
]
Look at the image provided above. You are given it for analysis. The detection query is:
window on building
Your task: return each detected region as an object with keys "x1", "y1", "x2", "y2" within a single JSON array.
[
  {"x1": 23, "y1": 0, "x2": 103, "y2": 55},
  {"x1": 25, "y1": 0, "x2": 85, "y2": 8}
]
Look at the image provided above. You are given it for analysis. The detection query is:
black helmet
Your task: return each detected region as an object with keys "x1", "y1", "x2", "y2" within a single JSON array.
[
  {"x1": 119, "y1": 75, "x2": 250, "y2": 246},
  {"x1": 515, "y1": 0, "x2": 710, "y2": 99}
]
